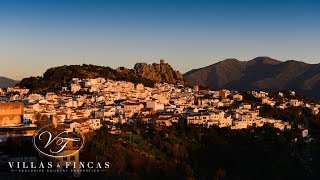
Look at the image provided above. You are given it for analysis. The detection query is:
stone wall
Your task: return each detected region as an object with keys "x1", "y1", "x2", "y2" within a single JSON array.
[{"x1": 0, "y1": 102, "x2": 23, "y2": 126}]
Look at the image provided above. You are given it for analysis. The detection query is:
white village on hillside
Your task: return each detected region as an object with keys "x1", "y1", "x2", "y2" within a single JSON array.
[{"x1": 0, "y1": 77, "x2": 316, "y2": 142}]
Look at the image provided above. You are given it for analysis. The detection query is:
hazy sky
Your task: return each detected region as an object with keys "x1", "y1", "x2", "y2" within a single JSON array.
[{"x1": 0, "y1": 0, "x2": 320, "y2": 80}]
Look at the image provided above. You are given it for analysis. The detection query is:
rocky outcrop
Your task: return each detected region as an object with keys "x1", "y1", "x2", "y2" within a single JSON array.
[
  {"x1": 134, "y1": 59, "x2": 184, "y2": 84},
  {"x1": 18, "y1": 60, "x2": 184, "y2": 93}
]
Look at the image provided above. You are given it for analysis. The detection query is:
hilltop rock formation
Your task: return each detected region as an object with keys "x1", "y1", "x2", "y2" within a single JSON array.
[
  {"x1": 134, "y1": 59, "x2": 184, "y2": 84},
  {"x1": 18, "y1": 60, "x2": 184, "y2": 93}
]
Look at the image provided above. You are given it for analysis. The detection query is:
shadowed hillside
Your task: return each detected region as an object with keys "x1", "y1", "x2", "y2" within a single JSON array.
[
  {"x1": 0, "y1": 76, "x2": 19, "y2": 88},
  {"x1": 184, "y1": 57, "x2": 320, "y2": 98}
]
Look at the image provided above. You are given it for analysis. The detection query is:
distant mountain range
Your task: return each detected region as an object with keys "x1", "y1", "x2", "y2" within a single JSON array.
[
  {"x1": 19, "y1": 60, "x2": 184, "y2": 93},
  {"x1": 184, "y1": 57, "x2": 320, "y2": 98},
  {"x1": 0, "y1": 76, "x2": 19, "y2": 88}
]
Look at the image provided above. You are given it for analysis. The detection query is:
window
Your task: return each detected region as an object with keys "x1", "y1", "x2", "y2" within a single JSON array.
[
  {"x1": 70, "y1": 156, "x2": 75, "y2": 161},
  {"x1": 63, "y1": 157, "x2": 67, "y2": 161}
]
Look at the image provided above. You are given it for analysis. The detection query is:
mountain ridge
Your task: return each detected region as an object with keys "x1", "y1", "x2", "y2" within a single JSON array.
[
  {"x1": 0, "y1": 76, "x2": 19, "y2": 88},
  {"x1": 184, "y1": 57, "x2": 320, "y2": 98}
]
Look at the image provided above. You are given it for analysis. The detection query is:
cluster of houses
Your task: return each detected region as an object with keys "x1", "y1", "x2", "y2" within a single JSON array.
[
  {"x1": 256, "y1": 91, "x2": 320, "y2": 114},
  {"x1": 0, "y1": 77, "x2": 318, "y2": 136}
]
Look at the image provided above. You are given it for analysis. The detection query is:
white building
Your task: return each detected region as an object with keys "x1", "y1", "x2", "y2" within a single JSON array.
[{"x1": 146, "y1": 101, "x2": 165, "y2": 112}]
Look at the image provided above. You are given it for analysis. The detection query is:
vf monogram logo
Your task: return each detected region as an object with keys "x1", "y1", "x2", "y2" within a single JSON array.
[{"x1": 33, "y1": 125, "x2": 85, "y2": 158}]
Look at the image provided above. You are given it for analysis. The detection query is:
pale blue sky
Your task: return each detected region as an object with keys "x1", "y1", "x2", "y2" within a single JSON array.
[{"x1": 0, "y1": 0, "x2": 320, "y2": 80}]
